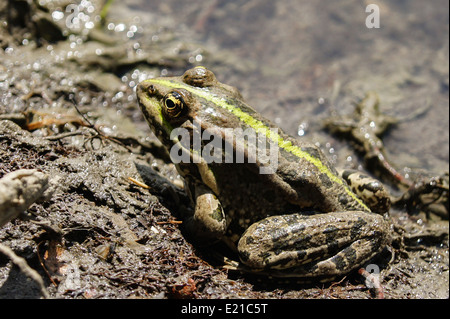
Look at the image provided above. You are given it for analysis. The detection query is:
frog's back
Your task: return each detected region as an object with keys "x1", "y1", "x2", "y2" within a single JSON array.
[
  {"x1": 214, "y1": 138, "x2": 368, "y2": 213},
  {"x1": 210, "y1": 102, "x2": 370, "y2": 216},
  {"x1": 273, "y1": 134, "x2": 370, "y2": 213},
  {"x1": 196, "y1": 91, "x2": 371, "y2": 217}
]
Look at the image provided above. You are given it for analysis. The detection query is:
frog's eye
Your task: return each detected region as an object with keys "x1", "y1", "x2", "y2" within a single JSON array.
[{"x1": 163, "y1": 91, "x2": 186, "y2": 118}]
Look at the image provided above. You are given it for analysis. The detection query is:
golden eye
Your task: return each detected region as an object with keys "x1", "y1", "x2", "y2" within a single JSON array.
[{"x1": 163, "y1": 91, "x2": 185, "y2": 118}]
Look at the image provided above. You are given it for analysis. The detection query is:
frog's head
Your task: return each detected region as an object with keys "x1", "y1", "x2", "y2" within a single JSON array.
[
  {"x1": 136, "y1": 66, "x2": 244, "y2": 148},
  {"x1": 137, "y1": 66, "x2": 248, "y2": 192}
]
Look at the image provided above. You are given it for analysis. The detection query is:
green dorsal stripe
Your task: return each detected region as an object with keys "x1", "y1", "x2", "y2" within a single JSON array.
[{"x1": 146, "y1": 78, "x2": 369, "y2": 210}]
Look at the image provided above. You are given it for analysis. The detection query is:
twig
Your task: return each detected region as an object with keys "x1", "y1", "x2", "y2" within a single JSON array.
[
  {"x1": 69, "y1": 96, "x2": 133, "y2": 152},
  {"x1": 0, "y1": 243, "x2": 50, "y2": 299},
  {"x1": 128, "y1": 177, "x2": 150, "y2": 189},
  {"x1": 36, "y1": 241, "x2": 58, "y2": 287}
]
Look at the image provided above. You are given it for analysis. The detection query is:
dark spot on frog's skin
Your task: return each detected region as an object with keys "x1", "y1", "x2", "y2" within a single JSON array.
[
  {"x1": 342, "y1": 170, "x2": 370, "y2": 186},
  {"x1": 350, "y1": 217, "x2": 367, "y2": 239},
  {"x1": 274, "y1": 248, "x2": 284, "y2": 256},
  {"x1": 239, "y1": 250, "x2": 250, "y2": 262},
  {"x1": 370, "y1": 231, "x2": 385, "y2": 251},
  {"x1": 258, "y1": 251, "x2": 272, "y2": 263},
  {"x1": 281, "y1": 213, "x2": 306, "y2": 226},
  {"x1": 343, "y1": 246, "x2": 357, "y2": 265},
  {"x1": 357, "y1": 216, "x2": 368, "y2": 226},
  {"x1": 376, "y1": 197, "x2": 390, "y2": 213},
  {"x1": 267, "y1": 256, "x2": 293, "y2": 269},
  {"x1": 279, "y1": 168, "x2": 299, "y2": 180},
  {"x1": 323, "y1": 225, "x2": 338, "y2": 235},
  {"x1": 301, "y1": 146, "x2": 322, "y2": 161},
  {"x1": 341, "y1": 170, "x2": 353, "y2": 181},
  {"x1": 229, "y1": 98, "x2": 256, "y2": 114},
  {"x1": 332, "y1": 254, "x2": 347, "y2": 271},
  {"x1": 245, "y1": 236, "x2": 256, "y2": 245},
  {"x1": 269, "y1": 227, "x2": 290, "y2": 245},
  {"x1": 288, "y1": 223, "x2": 306, "y2": 235},
  {"x1": 301, "y1": 261, "x2": 318, "y2": 274},
  {"x1": 292, "y1": 233, "x2": 313, "y2": 250},
  {"x1": 327, "y1": 240, "x2": 339, "y2": 256},
  {"x1": 359, "y1": 181, "x2": 383, "y2": 193},
  {"x1": 338, "y1": 194, "x2": 349, "y2": 206},
  {"x1": 324, "y1": 225, "x2": 340, "y2": 255},
  {"x1": 296, "y1": 250, "x2": 307, "y2": 261},
  {"x1": 319, "y1": 173, "x2": 332, "y2": 187},
  {"x1": 280, "y1": 148, "x2": 301, "y2": 162}
]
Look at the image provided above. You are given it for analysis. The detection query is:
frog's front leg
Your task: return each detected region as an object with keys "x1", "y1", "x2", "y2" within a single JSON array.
[
  {"x1": 183, "y1": 183, "x2": 227, "y2": 243},
  {"x1": 237, "y1": 211, "x2": 390, "y2": 278}
]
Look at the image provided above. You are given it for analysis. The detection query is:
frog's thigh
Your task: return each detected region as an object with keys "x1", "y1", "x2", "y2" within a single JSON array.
[
  {"x1": 184, "y1": 184, "x2": 227, "y2": 243},
  {"x1": 237, "y1": 211, "x2": 389, "y2": 277},
  {"x1": 340, "y1": 169, "x2": 391, "y2": 214}
]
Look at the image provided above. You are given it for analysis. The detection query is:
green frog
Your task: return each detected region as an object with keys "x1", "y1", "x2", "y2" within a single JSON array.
[{"x1": 136, "y1": 66, "x2": 391, "y2": 280}]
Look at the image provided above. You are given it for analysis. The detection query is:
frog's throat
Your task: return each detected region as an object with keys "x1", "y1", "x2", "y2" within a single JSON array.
[{"x1": 144, "y1": 78, "x2": 370, "y2": 211}]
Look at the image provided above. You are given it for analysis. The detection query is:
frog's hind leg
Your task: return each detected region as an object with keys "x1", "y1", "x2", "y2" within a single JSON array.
[
  {"x1": 340, "y1": 169, "x2": 391, "y2": 214},
  {"x1": 237, "y1": 211, "x2": 390, "y2": 279}
]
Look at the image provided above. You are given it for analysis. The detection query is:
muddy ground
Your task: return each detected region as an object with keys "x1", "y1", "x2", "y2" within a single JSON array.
[{"x1": 0, "y1": 1, "x2": 448, "y2": 299}]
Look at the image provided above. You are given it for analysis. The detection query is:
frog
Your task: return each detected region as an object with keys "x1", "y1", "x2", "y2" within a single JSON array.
[{"x1": 136, "y1": 66, "x2": 391, "y2": 280}]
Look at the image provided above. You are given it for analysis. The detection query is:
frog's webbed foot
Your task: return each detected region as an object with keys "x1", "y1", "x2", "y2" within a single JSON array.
[{"x1": 183, "y1": 183, "x2": 227, "y2": 244}]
